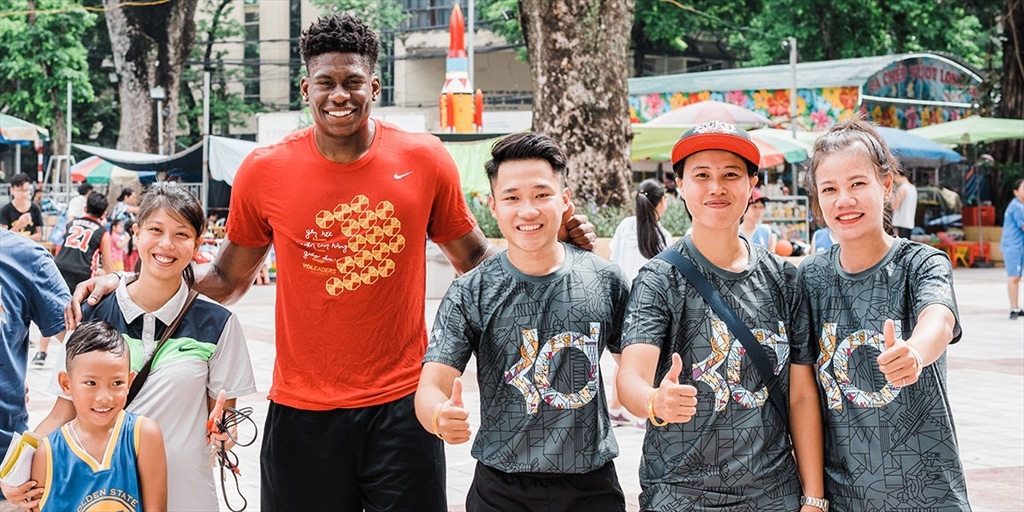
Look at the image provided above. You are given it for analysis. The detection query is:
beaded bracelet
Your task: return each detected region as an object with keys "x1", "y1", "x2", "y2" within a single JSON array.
[
  {"x1": 647, "y1": 389, "x2": 668, "y2": 427},
  {"x1": 431, "y1": 404, "x2": 445, "y2": 440}
]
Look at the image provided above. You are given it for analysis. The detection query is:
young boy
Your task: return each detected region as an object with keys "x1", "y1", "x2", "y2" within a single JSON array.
[
  {"x1": 415, "y1": 132, "x2": 630, "y2": 511},
  {"x1": 30, "y1": 321, "x2": 166, "y2": 512}
]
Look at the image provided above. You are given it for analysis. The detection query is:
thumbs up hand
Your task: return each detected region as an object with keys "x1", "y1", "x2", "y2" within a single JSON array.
[
  {"x1": 435, "y1": 377, "x2": 472, "y2": 444},
  {"x1": 876, "y1": 319, "x2": 923, "y2": 388},
  {"x1": 651, "y1": 353, "x2": 699, "y2": 425}
]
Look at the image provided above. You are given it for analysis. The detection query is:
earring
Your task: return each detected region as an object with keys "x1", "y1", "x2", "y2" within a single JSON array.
[{"x1": 302, "y1": 95, "x2": 308, "y2": 102}]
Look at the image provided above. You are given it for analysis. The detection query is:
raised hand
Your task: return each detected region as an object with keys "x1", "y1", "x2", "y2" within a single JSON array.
[
  {"x1": 651, "y1": 353, "x2": 699, "y2": 424},
  {"x1": 559, "y1": 201, "x2": 596, "y2": 251},
  {"x1": 876, "y1": 319, "x2": 922, "y2": 387},
  {"x1": 435, "y1": 377, "x2": 471, "y2": 444}
]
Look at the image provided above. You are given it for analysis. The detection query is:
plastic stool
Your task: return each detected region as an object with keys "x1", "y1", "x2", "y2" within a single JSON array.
[{"x1": 951, "y1": 244, "x2": 971, "y2": 268}]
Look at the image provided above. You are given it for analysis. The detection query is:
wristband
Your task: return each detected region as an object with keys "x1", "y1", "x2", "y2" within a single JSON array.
[
  {"x1": 907, "y1": 345, "x2": 924, "y2": 377},
  {"x1": 431, "y1": 404, "x2": 445, "y2": 440},
  {"x1": 647, "y1": 389, "x2": 668, "y2": 427}
]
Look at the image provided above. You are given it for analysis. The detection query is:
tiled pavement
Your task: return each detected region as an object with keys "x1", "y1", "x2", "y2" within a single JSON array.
[{"x1": 24, "y1": 267, "x2": 1023, "y2": 511}]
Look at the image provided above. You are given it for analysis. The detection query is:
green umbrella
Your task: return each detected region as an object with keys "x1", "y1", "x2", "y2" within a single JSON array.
[
  {"x1": 0, "y1": 113, "x2": 50, "y2": 143},
  {"x1": 908, "y1": 116, "x2": 1024, "y2": 145}
]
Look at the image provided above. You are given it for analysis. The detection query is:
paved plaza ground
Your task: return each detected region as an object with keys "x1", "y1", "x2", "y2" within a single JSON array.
[{"x1": 24, "y1": 266, "x2": 1024, "y2": 511}]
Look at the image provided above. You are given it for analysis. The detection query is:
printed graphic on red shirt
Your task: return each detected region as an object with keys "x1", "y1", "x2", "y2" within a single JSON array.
[{"x1": 302, "y1": 194, "x2": 405, "y2": 296}]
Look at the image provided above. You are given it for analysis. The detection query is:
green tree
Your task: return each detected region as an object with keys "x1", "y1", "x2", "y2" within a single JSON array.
[
  {"x1": 0, "y1": 0, "x2": 95, "y2": 163},
  {"x1": 178, "y1": 0, "x2": 266, "y2": 145},
  {"x1": 103, "y1": 0, "x2": 200, "y2": 153}
]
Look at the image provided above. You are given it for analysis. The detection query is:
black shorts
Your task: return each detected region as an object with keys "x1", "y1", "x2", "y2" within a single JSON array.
[
  {"x1": 466, "y1": 460, "x2": 626, "y2": 512},
  {"x1": 259, "y1": 393, "x2": 446, "y2": 512}
]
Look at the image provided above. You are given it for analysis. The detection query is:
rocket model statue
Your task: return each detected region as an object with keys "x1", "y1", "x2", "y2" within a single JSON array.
[{"x1": 439, "y1": 3, "x2": 483, "y2": 132}]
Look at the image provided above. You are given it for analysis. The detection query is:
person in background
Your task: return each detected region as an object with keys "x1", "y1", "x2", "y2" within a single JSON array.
[
  {"x1": 416, "y1": 132, "x2": 629, "y2": 511},
  {"x1": 0, "y1": 228, "x2": 70, "y2": 512},
  {"x1": 799, "y1": 118, "x2": 969, "y2": 511},
  {"x1": 109, "y1": 219, "x2": 128, "y2": 272},
  {"x1": 64, "y1": 183, "x2": 93, "y2": 222},
  {"x1": 810, "y1": 226, "x2": 836, "y2": 254},
  {"x1": 890, "y1": 172, "x2": 917, "y2": 238},
  {"x1": 0, "y1": 174, "x2": 43, "y2": 241},
  {"x1": 739, "y1": 186, "x2": 778, "y2": 253},
  {"x1": 616, "y1": 121, "x2": 824, "y2": 511},
  {"x1": 35, "y1": 193, "x2": 115, "y2": 367},
  {"x1": 1001, "y1": 178, "x2": 1024, "y2": 320},
  {"x1": 607, "y1": 178, "x2": 672, "y2": 426}
]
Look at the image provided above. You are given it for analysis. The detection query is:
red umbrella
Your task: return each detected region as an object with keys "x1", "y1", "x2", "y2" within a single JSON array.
[{"x1": 645, "y1": 100, "x2": 773, "y2": 129}]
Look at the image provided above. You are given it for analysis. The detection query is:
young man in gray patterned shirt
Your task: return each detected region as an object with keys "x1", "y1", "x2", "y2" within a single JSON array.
[{"x1": 415, "y1": 133, "x2": 630, "y2": 512}]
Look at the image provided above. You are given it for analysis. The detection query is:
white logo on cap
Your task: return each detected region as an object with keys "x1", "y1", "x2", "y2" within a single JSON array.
[{"x1": 692, "y1": 120, "x2": 739, "y2": 135}]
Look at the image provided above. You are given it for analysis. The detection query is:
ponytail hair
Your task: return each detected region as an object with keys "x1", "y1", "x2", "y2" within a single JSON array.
[{"x1": 635, "y1": 178, "x2": 667, "y2": 259}]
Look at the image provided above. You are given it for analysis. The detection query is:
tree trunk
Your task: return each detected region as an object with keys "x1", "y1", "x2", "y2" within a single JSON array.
[
  {"x1": 994, "y1": 0, "x2": 1023, "y2": 165},
  {"x1": 519, "y1": 0, "x2": 635, "y2": 208},
  {"x1": 104, "y1": 0, "x2": 198, "y2": 153}
]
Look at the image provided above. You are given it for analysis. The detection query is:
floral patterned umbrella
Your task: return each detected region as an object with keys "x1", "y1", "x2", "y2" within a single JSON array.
[
  {"x1": 644, "y1": 100, "x2": 773, "y2": 129},
  {"x1": 70, "y1": 156, "x2": 156, "y2": 184}
]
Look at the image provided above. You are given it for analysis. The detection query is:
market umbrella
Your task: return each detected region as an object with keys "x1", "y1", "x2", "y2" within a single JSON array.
[
  {"x1": 0, "y1": 113, "x2": 49, "y2": 144},
  {"x1": 645, "y1": 100, "x2": 773, "y2": 129},
  {"x1": 631, "y1": 125, "x2": 806, "y2": 168},
  {"x1": 908, "y1": 116, "x2": 1024, "y2": 144},
  {"x1": 70, "y1": 156, "x2": 156, "y2": 184},
  {"x1": 875, "y1": 127, "x2": 962, "y2": 167}
]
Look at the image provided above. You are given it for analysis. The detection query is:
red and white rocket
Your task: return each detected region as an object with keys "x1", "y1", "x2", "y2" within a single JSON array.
[{"x1": 439, "y1": 3, "x2": 483, "y2": 133}]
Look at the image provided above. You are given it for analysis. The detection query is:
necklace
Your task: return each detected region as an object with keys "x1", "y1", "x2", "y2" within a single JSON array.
[{"x1": 68, "y1": 419, "x2": 111, "y2": 464}]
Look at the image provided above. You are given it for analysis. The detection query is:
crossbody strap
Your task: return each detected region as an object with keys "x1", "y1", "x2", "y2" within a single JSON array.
[
  {"x1": 655, "y1": 250, "x2": 789, "y2": 420},
  {"x1": 125, "y1": 289, "x2": 199, "y2": 407}
]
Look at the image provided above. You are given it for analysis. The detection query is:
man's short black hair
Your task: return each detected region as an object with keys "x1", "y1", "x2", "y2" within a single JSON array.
[
  {"x1": 300, "y1": 15, "x2": 380, "y2": 70},
  {"x1": 484, "y1": 133, "x2": 568, "y2": 187},
  {"x1": 85, "y1": 191, "x2": 108, "y2": 217},
  {"x1": 78, "y1": 183, "x2": 94, "y2": 196},
  {"x1": 9, "y1": 173, "x2": 30, "y2": 187}
]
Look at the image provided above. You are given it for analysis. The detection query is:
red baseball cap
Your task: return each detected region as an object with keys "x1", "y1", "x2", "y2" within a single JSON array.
[{"x1": 671, "y1": 120, "x2": 761, "y2": 176}]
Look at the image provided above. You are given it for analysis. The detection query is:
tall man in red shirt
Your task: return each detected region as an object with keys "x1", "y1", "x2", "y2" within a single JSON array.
[{"x1": 68, "y1": 14, "x2": 594, "y2": 511}]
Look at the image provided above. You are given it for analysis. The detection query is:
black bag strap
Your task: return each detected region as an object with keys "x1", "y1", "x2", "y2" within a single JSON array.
[
  {"x1": 125, "y1": 289, "x2": 199, "y2": 407},
  {"x1": 655, "y1": 250, "x2": 789, "y2": 419}
]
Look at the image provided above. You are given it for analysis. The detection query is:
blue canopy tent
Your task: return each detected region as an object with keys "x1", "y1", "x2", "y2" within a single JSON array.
[{"x1": 875, "y1": 127, "x2": 962, "y2": 168}]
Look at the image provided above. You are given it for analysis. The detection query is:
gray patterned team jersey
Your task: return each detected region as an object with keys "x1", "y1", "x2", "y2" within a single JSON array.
[
  {"x1": 425, "y1": 244, "x2": 629, "y2": 474},
  {"x1": 799, "y1": 238, "x2": 970, "y2": 512},
  {"x1": 621, "y1": 236, "x2": 812, "y2": 512}
]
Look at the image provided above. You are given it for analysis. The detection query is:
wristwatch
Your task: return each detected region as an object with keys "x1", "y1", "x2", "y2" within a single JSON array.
[{"x1": 800, "y1": 496, "x2": 829, "y2": 512}]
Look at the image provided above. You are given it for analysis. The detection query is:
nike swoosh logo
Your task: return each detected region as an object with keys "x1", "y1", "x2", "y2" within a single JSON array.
[
  {"x1": 178, "y1": 346, "x2": 201, "y2": 352},
  {"x1": 393, "y1": 171, "x2": 414, "y2": 180}
]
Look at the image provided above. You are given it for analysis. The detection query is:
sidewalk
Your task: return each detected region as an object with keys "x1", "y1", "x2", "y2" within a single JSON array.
[{"x1": 24, "y1": 266, "x2": 1023, "y2": 511}]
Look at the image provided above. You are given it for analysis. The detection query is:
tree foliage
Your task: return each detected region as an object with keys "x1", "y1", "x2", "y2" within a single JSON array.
[
  {"x1": 0, "y1": 0, "x2": 95, "y2": 159},
  {"x1": 178, "y1": 0, "x2": 266, "y2": 145}
]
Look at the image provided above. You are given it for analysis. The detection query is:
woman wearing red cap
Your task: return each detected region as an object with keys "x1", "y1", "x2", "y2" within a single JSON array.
[{"x1": 616, "y1": 120, "x2": 825, "y2": 512}]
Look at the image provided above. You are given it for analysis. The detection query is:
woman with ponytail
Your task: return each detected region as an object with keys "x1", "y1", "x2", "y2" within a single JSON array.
[
  {"x1": 609, "y1": 179, "x2": 673, "y2": 282},
  {"x1": 606, "y1": 179, "x2": 673, "y2": 426}
]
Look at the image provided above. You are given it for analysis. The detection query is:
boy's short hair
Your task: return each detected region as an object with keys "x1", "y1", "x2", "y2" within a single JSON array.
[
  {"x1": 300, "y1": 15, "x2": 380, "y2": 70},
  {"x1": 65, "y1": 321, "x2": 128, "y2": 371},
  {"x1": 9, "y1": 173, "x2": 30, "y2": 187},
  {"x1": 671, "y1": 120, "x2": 761, "y2": 177},
  {"x1": 484, "y1": 132, "x2": 568, "y2": 187},
  {"x1": 85, "y1": 191, "x2": 109, "y2": 217},
  {"x1": 78, "y1": 183, "x2": 94, "y2": 196}
]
